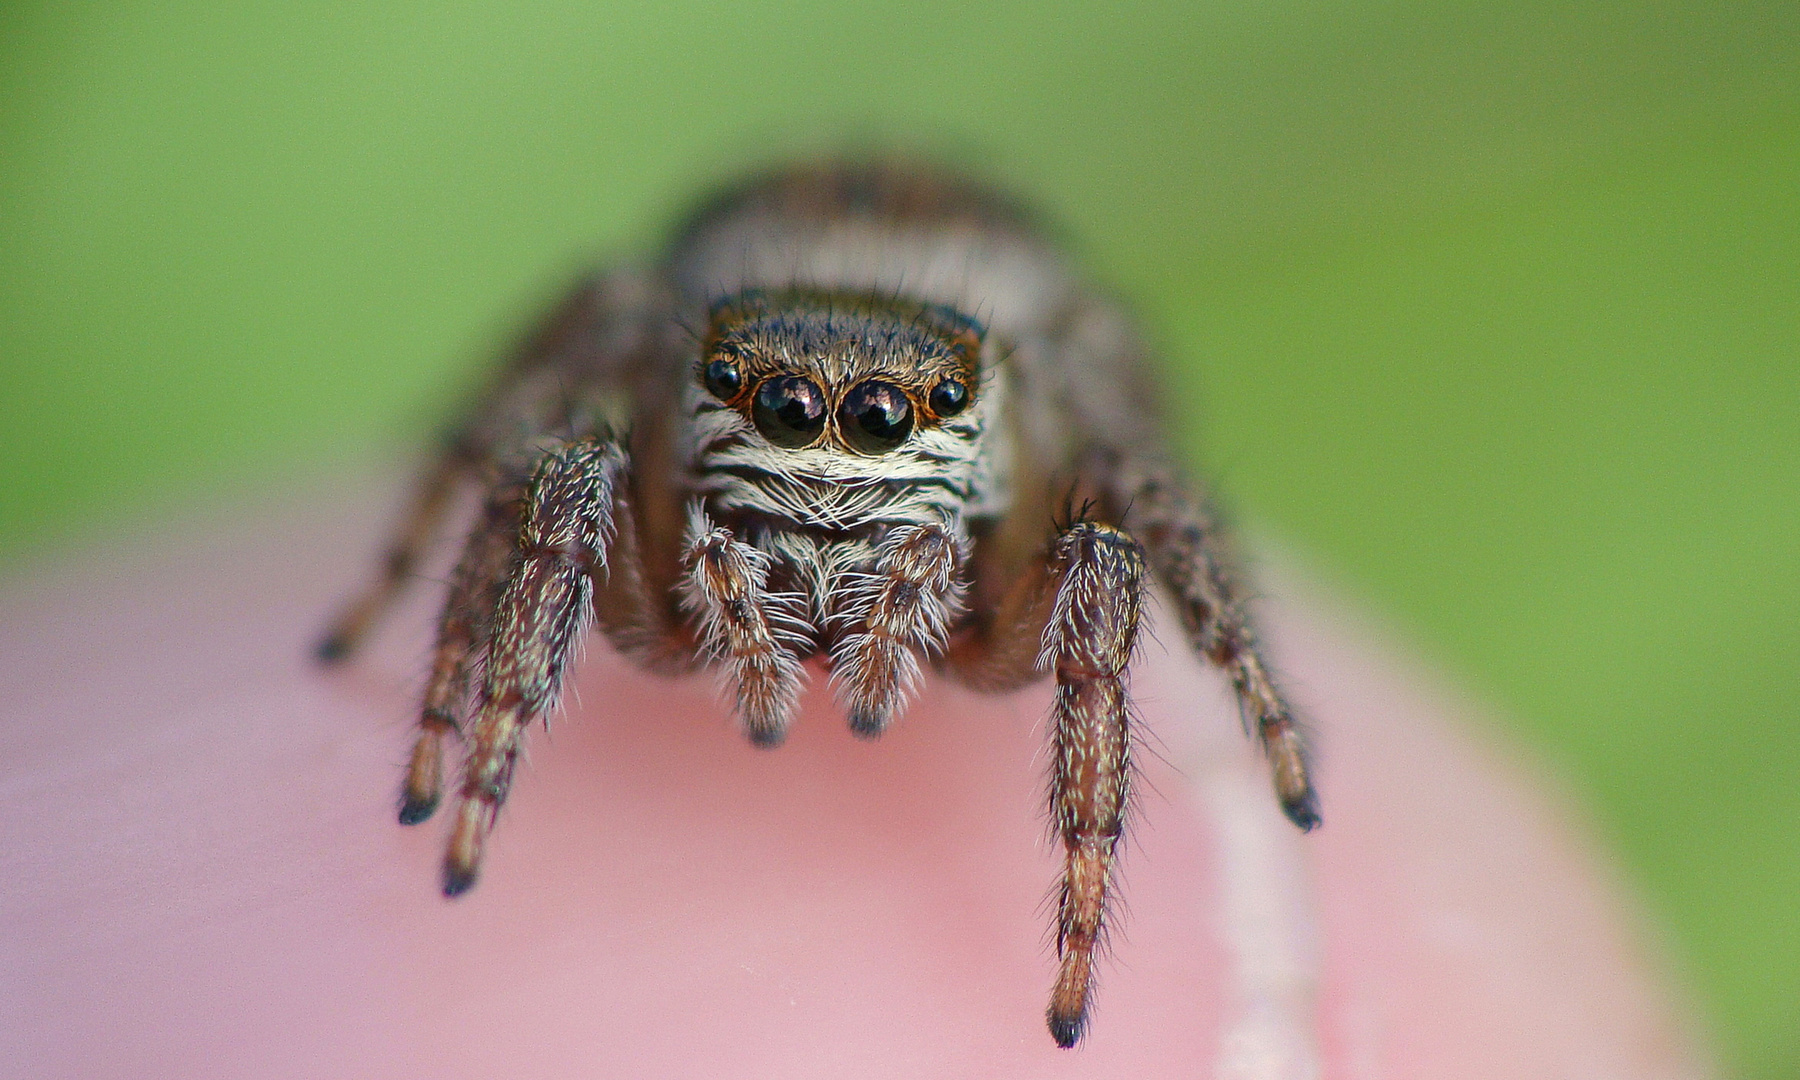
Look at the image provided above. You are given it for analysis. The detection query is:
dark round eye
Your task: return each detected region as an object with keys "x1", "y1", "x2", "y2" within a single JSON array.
[
  {"x1": 838, "y1": 380, "x2": 914, "y2": 454},
  {"x1": 752, "y1": 376, "x2": 828, "y2": 448},
  {"x1": 702, "y1": 357, "x2": 742, "y2": 400},
  {"x1": 929, "y1": 378, "x2": 969, "y2": 417}
]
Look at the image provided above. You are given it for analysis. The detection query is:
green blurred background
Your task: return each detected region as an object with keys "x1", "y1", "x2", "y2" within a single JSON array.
[{"x1": 2, "y1": 0, "x2": 1794, "y2": 1072}]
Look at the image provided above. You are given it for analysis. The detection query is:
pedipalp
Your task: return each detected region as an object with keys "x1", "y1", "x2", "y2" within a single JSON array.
[
  {"x1": 679, "y1": 508, "x2": 808, "y2": 747},
  {"x1": 830, "y1": 521, "x2": 966, "y2": 737}
]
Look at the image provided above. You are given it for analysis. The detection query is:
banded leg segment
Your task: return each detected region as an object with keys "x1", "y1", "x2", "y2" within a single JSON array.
[
  {"x1": 1041, "y1": 521, "x2": 1147, "y2": 1048},
  {"x1": 1109, "y1": 458, "x2": 1320, "y2": 829},
  {"x1": 442, "y1": 438, "x2": 625, "y2": 897},
  {"x1": 398, "y1": 476, "x2": 530, "y2": 825},
  {"x1": 680, "y1": 510, "x2": 806, "y2": 747},
  {"x1": 832, "y1": 522, "x2": 965, "y2": 738}
]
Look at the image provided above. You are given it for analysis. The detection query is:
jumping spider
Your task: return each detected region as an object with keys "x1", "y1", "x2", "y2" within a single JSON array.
[{"x1": 318, "y1": 161, "x2": 1319, "y2": 1048}]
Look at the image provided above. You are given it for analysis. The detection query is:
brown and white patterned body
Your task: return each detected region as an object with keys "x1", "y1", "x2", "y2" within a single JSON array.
[{"x1": 319, "y1": 162, "x2": 1319, "y2": 1048}]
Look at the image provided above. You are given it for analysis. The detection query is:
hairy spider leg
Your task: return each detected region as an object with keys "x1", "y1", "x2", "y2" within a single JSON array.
[
  {"x1": 443, "y1": 438, "x2": 625, "y2": 897},
  {"x1": 400, "y1": 475, "x2": 529, "y2": 825},
  {"x1": 1106, "y1": 454, "x2": 1320, "y2": 830},
  {"x1": 1040, "y1": 520, "x2": 1146, "y2": 1048},
  {"x1": 313, "y1": 374, "x2": 570, "y2": 666},
  {"x1": 830, "y1": 522, "x2": 966, "y2": 738},
  {"x1": 679, "y1": 510, "x2": 807, "y2": 748},
  {"x1": 943, "y1": 511, "x2": 1146, "y2": 1048}
]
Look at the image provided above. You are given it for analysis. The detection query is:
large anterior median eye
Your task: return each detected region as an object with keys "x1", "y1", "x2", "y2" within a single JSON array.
[
  {"x1": 753, "y1": 375, "x2": 828, "y2": 447},
  {"x1": 838, "y1": 380, "x2": 914, "y2": 454}
]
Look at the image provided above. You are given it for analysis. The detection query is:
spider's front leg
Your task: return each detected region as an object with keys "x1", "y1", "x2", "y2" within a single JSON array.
[
  {"x1": 680, "y1": 510, "x2": 807, "y2": 747},
  {"x1": 1040, "y1": 520, "x2": 1147, "y2": 1047},
  {"x1": 440, "y1": 436, "x2": 627, "y2": 897},
  {"x1": 948, "y1": 515, "x2": 1148, "y2": 1048}
]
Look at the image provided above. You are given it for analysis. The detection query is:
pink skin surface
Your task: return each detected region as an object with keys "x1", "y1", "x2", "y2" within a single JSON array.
[{"x1": 0, "y1": 478, "x2": 1709, "y2": 1078}]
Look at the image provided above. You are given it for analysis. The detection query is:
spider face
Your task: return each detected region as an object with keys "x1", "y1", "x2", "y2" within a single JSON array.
[{"x1": 698, "y1": 290, "x2": 981, "y2": 458}]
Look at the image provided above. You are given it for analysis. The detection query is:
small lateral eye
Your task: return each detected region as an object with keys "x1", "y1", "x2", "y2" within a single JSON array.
[
  {"x1": 753, "y1": 376, "x2": 828, "y2": 448},
  {"x1": 839, "y1": 380, "x2": 914, "y2": 454},
  {"x1": 929, "y1": 378, "x2": 969, "y2": 417},
  {"x1": 702, "y1": 357, "x2": 743, "y2": 400}
]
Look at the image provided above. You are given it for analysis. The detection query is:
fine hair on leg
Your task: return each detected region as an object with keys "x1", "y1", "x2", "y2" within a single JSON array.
[
  {"x1": 442, "y1": 437, "x2": 626, "y2": 897},
  {"x1": 939, "y1": 497, "x2": 1147, "y2": 1047},
  {"x1": 398, "y1": 473, "x2": 530, "y2": 825},
  {"x1": 1039, "y1": 518, "x2": 1147, "y2": 1047}
]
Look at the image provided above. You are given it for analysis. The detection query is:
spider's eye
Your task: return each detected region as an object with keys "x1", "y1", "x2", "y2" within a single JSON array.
[
  {"x1": 928, "y1": 378, "x2": 969, "y2": 418},
  {"x1": 753, "y1": 375, "x2": 828, "y2": 448},
  {"x1": 702, "y1": 357, "x2": 742, "y2": 400},
  {"x1": 838, "y1": 380, "x2": 914, "y2": 454}
]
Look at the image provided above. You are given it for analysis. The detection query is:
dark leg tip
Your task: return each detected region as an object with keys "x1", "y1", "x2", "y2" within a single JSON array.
[
  {"x1": 398, "y1": 793, "x2": 440, "y2": 826},
  {"x1": 441, "y1": 862, "x2": 478, "y2": 898},
  {"x1": 1047, "y1": 1010, "x2": 1086, "y2": 1049},
  {"x1": 313, "y1": 633, "x2": 352, "y2": 666},
  {"x1": 745, "y1": 726, "x2": 787, "y2": 749},
  {"x1": 847, "y1": 708, "x2": 888, "y2": 740},
  {"x1": 1282, "y1": 789, "x2": 1322, "y2": 832}
]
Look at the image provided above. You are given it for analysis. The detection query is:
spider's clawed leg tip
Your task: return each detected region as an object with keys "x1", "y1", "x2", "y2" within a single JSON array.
[
  {"x1": 1046, "y1": 1010, "x2": 1086, "y2": 1049},
  {"x1": 441, "y1": 863, "x2": 479, "y2": 898},
  {"x1": 745, "y1": 727, "x2": 787, "y2": 749},
  {"x1": 398, "y1": 794, "x2": 440, "y2": 826},
  {"x1": 1282, "y1": 790, "x2": 1322, "y2": 832},
  {"x1": 847, "y1": 709, "x2": 888, "y2": 740},
  {"x1": 313, "y1": 633, "x2": 352, "y2": 665}
]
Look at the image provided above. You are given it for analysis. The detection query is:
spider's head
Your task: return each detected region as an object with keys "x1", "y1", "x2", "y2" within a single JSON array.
[{"x1": 696, "y1": 289, "x2": 981, "y2": 456}]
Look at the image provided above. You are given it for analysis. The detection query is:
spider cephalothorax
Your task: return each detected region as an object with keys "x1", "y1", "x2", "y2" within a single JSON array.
[{"x1": 318, "y1": 160, "x2": 1318, "y2": 1049}]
